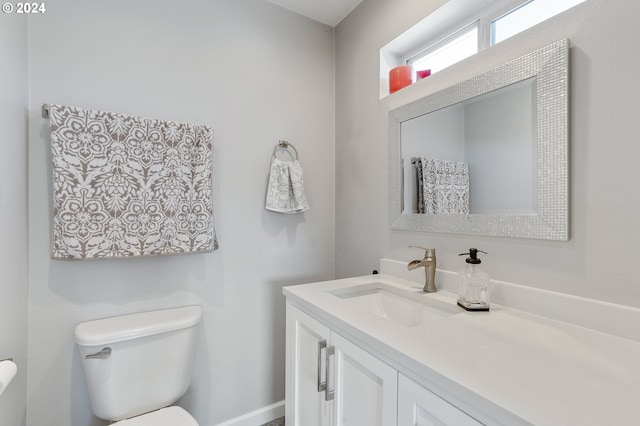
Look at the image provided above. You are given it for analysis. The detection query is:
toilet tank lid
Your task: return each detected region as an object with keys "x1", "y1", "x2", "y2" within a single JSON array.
[{"x1": 74, "y1": 305, "x2": 202, "y2": 346}]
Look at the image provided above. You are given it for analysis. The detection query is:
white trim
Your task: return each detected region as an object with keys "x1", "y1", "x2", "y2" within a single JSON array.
[{"x1": 212, "y1": 401, "x2": 285, "y2": 426}]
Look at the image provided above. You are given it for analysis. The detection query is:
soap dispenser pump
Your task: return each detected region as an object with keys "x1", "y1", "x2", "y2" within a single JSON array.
[{"x1": 457, "y1": 248, "x2": 490, "y2": 311}]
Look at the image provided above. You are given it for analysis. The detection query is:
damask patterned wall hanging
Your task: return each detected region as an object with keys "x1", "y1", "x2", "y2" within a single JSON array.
[
  {"x1": 48, "y1": 104, "x2": 218, "y2": 259},
  {"x1": 417, "y1": 157, "x2": 469, "y2": 215}
]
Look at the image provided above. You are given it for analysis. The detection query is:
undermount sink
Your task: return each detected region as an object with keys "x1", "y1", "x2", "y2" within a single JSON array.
[{"x1": 328, "y1": 282, "x2": 458, "y2": 327}]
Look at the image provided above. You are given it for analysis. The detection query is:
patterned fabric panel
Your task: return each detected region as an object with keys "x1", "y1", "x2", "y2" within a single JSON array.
[
  {"x1": 49, "y1": 104, "x2": 218, "y2": 259},
  {"x1": 420, "y1": 157, "x2": 470, "y2": 215}
]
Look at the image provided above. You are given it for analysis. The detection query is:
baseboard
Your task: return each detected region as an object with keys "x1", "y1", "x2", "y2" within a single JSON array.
[{"x1": 212, "y1": 400, "x2": 285, "y2": 426}]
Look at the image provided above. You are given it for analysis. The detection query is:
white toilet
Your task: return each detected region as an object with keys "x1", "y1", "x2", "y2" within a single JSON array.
[{"x1": 74, "y1": 305, "x2": 202, "y2": 425}]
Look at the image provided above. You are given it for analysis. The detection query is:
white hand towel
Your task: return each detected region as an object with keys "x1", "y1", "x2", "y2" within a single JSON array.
[
  {"x1": 0, "y1": 360, "x2": 17, "y2": 397},
  {"x1": 265, "y1": 159, "x2": 310, "y2": 214}
]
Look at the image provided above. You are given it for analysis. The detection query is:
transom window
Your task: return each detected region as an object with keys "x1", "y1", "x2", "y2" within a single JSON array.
[
  {"x1": 492, "y1": 0, "x2": 587, "y2": 44},
  {"x1": 405, "y1": 0, "x2": 585, "y2": 76},
  {"x1": 408, "y1": 23, "x2": 479, "y2": 75}
]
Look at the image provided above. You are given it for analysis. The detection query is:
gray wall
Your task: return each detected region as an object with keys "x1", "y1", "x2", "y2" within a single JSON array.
[
  {"x1": 27, "y1": 1, "x2": 335, "y2": 425},
  {"x1": 335, "y1": 0, "x2": 640, "y2": 307},
  {"x1": 0, "y1": 12, "x2": 28, "y2": 426},
  {"x1": 465, "y1": 81, "x2": 535, "y2": 214}
]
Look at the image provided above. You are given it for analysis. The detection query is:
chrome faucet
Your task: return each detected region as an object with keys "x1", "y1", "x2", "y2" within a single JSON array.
[{"x1": 407, "y1": 245, "x2": 437, "y2": 293}]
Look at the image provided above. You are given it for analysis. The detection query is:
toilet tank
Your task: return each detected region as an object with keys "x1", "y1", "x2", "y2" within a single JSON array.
[{"x1": 74, "y1": 305, "x2": 202, "y2": 421}]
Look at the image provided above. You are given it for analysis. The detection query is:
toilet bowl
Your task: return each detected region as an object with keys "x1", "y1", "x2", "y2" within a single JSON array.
[{"x1": 75, "y1": 305, "x2": 202, "y2": 425}]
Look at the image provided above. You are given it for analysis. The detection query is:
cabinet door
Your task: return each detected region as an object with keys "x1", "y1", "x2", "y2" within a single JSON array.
[
  {"x1": 286, "y1": 305, "x2": 332, "y2": 426},
  {"x1": 397, "y1": 374, "x2": 483, "y2": 426},
  {"x1": 330, "y1": 331, "x2": 398, "y2": 426}
]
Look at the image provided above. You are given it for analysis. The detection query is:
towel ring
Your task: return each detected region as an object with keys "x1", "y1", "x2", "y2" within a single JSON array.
[{"x1": 272, "y1": 140, "x2": 298, "y2": 161}]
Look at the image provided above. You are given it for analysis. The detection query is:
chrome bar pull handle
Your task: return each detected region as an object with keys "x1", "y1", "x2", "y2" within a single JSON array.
[
  {"x1": 325, "y1": 345, "x2": 335, "y2": 401},
  {"x1": 317, "y1": 340, "x2": 327, "y2": 392},
  {"x1": 85, "y1": 347, "x2": 112, "y2": 360}
]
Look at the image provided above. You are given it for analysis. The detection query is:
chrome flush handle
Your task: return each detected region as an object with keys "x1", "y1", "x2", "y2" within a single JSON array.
[{"x1": 84, "y1": 347, "x2": 112, "y2": 360}]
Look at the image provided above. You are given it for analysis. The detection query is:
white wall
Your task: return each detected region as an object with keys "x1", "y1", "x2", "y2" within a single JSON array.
[
  {"x1": 335, "y1": 0, "x2": 640, "y2": 308},
  {"x1": 27, "y1": 1, "x2": 335, "y2": 425},
  {"x1": 0, "y1": 13, "x2": 29, "y2": 426}
]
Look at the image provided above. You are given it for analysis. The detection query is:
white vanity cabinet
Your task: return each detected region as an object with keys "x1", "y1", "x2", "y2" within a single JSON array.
[
  {"x1": 286, "y1": 303, "x2": 480, "y2": 426},
  {"x1": 284, "y1": 267, "x2": 640, "y2": 425},
  {"x1": 286, "y1": 304, "x2": 397, "y2": 426},
  {"x1": 397, "y1": 374, "x2": 482, "y2": 426},
  {"x1": 331, "y1": 332, "x2": 398, "y2": 426},
  {"x1": 285, "y1": 304, "x2": 331, "y2": 426}
]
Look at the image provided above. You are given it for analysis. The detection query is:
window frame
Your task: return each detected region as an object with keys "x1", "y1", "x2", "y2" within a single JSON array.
[
  {"x1": 402, "y1": 0, "x2": 583, "y2": 74},
  {"x1": 489, "y1": 0, "x2": 535, "y2": 46},
  {"x1": 405, "y1": 20, "x2": 481, "y2": 70}
]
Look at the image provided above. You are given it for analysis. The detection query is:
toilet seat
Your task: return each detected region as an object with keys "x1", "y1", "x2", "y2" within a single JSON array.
[{"x1": 113, "y1": 406, "x2": 198, "y2": 426}]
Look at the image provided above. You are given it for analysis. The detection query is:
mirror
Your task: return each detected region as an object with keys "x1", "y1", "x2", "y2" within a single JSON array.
[
  {"x1": 402, "y1": 78, "x2": 537, "y2": 216},
  {"x1": 389, "y1": 39, "x2": 569, "y2": 240}
]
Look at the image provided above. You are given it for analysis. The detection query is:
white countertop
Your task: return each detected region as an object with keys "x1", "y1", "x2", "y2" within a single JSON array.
[{"x1": 283, "y1": 273, "x2": 640, "y2": 426}]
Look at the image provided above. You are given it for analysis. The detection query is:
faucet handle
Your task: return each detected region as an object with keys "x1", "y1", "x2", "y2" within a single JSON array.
[{"x1": 409, "y1": 245, "x2": 435, "y2": 258}]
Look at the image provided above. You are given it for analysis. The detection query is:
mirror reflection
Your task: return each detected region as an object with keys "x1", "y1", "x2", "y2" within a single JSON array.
[
  {"x1": 388, "y1": 39, "x2": 569, "y2": 240},
  {"x1": 402, "y1": 78, "x2": 537, "y2": 215}
]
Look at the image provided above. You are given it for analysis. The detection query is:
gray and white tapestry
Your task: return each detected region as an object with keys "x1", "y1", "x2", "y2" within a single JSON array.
[
  {"x1": 420, "y1": 157, "x2": 470, "y2": 215},
  {"x1": 49, "y1": 104, "x2": 218, "y2": 260}
]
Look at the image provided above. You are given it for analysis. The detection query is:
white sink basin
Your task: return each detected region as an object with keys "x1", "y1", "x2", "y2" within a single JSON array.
[{"x1": 328, "y1": 282, "x2": 458, "y2": 327}]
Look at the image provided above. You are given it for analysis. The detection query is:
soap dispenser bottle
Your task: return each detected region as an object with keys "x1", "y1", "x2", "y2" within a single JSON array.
[{"x1": 457, "y1": 248, "x2": 490, "y2": 311}]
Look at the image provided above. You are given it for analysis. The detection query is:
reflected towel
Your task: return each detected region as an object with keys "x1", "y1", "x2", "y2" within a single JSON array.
[
  {"x1": 414, "y1": 158, "x2": 425, "y2": 214},
  {"x1": 49, "y1": 104, "x2": 218, "y2": 259},
  {"x1": 265, "y1": 159, "x2": 309, "y2": 214},
  {"x1": 420, "y1": 157, "x2": 469, "y2": 214}
]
